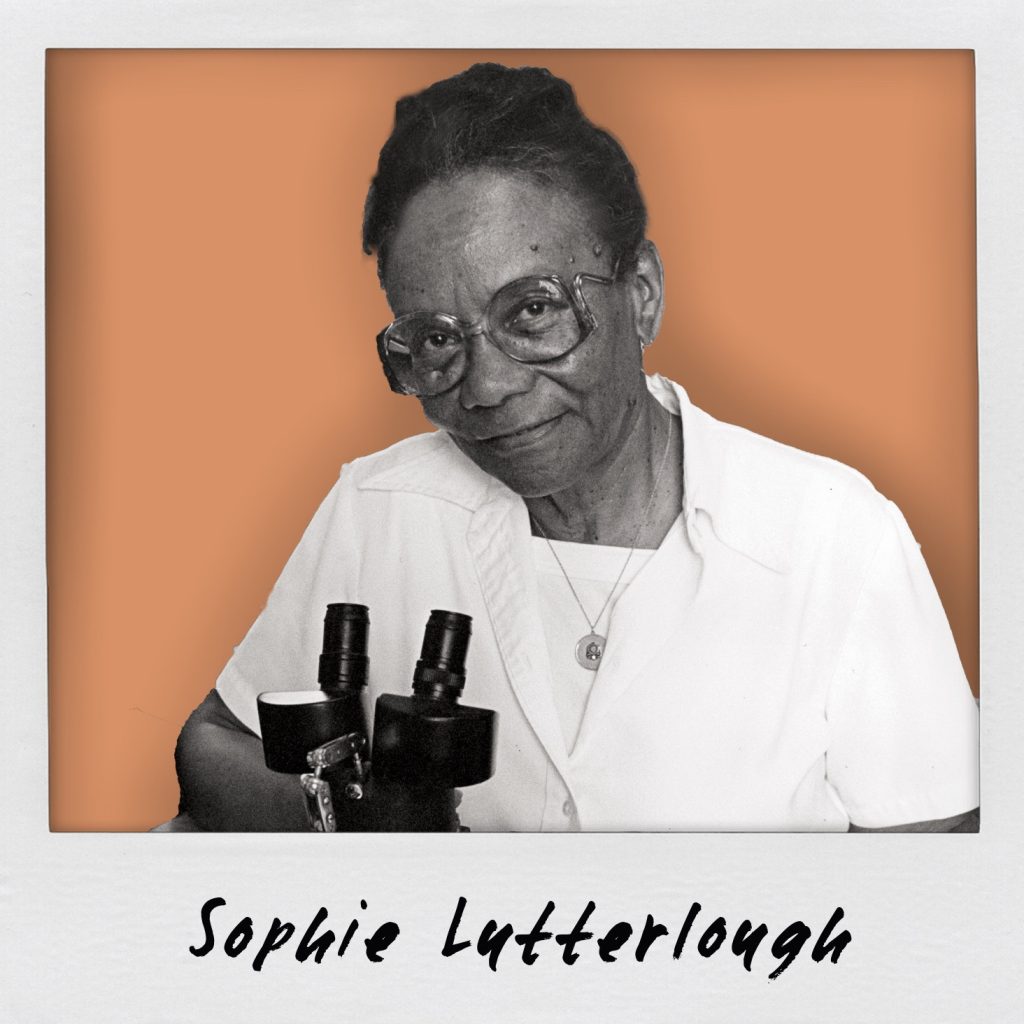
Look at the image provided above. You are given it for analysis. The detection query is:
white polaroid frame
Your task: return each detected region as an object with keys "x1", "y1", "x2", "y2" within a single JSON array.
[{"x1": 3, "y1": 2, "x2": 1022, "y2": 1020}]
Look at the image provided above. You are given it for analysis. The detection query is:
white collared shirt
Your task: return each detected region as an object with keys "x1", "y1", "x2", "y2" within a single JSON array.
[{"x1": 216, "y1": 375, "x2": 979, "y2": 831}]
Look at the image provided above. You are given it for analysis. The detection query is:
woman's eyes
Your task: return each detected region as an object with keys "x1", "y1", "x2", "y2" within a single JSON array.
[
  {"x1": 507, "y1": 297, "x2": 565, "y2": 329},
  {"x1": 518, "y1": 298, "x2": 556, "y2": 319},
  {"x1": 419, "y1": 330, "x2": 459, "y2": 350},
  {"x1": 405, "y1": 290, "x2": 569, "y2": 352}
]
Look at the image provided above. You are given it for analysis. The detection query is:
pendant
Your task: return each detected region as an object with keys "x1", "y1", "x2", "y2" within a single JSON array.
[{"x1": 575, "y1": 633, "x2": 606, "y2": 671}]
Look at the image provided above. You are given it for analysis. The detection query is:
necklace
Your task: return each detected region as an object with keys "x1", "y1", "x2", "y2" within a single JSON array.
[{"x1": 530, "y1": 419, "x2": 674, "y2": 671}]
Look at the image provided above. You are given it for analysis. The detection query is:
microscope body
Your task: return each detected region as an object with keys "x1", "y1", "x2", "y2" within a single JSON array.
[{"x1": 258, "y1": 605, "x2": 496, "y2": 832}]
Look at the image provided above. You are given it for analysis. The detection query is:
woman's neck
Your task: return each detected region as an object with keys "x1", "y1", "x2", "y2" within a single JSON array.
[{"x1": 525, "y1": 393, "x2": 683, "y2": 547}]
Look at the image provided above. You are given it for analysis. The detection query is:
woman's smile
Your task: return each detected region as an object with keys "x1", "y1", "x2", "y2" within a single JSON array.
[{"x1": 476, "y1": 413, "x2": 566, "y2": 451}]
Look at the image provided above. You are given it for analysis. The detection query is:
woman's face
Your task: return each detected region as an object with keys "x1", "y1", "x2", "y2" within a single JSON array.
[{"x1": 382, "y1": 169, "x2": 655, "y2": 499}]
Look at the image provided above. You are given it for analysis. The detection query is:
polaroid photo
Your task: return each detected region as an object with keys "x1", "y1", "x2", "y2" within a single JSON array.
[{"x1": 3, "y1": 2, "x2": 1023, "y2": 1021}]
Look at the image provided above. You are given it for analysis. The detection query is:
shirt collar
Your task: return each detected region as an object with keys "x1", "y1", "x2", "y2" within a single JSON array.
[
  {"x1": 647, "y1": 373, "x2": 794, "y2": 574},
  {"x1": 355, "y1": 430, "x2": 497, "y2": 511},
  {"x1": 358, "y1": 374, "x2": 794, "y2": 574}
]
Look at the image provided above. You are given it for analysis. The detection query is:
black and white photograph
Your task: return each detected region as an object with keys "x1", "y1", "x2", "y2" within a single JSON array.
[{"x1": 162, "y1": 59, "x2": 979, "y2": 835}]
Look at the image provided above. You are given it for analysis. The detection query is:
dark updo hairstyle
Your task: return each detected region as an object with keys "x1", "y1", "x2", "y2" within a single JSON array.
[{"x1": 362, "y1": 63, "x2": 647, "y2": 282}]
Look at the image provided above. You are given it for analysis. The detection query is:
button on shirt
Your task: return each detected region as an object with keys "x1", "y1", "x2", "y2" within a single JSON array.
[{"x1": 216, "y1": 375, "x2": 979, "y2": 831}]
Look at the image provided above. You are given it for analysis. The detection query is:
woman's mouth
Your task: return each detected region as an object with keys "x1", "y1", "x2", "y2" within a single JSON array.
[{"x1": 478, "y1": 414, "x2": 564, "y2": 452}]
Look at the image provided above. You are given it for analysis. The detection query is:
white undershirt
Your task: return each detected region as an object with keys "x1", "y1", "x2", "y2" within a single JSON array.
[{"x1": 531, "y1": 518, "x2": 683, "y2": 754}]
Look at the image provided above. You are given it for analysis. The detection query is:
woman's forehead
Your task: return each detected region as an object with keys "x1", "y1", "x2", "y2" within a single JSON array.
[{"x1": 383, "y1": 170, "x2": 603, "y2": 312}]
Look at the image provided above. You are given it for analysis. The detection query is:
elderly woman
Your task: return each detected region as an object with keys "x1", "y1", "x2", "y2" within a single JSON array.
[{"x1": 175, "y1": 63, "x2": 978, "y2": 832}]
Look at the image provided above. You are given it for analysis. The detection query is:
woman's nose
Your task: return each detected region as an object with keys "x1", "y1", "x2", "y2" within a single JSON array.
[{"x1": 457, "y1": 331, "x2": 535, "y2": 409}]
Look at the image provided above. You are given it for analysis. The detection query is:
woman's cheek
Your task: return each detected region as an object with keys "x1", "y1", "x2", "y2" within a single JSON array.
[{"x1": 418, "y1": 395, "x2": 457, "y2": 431}]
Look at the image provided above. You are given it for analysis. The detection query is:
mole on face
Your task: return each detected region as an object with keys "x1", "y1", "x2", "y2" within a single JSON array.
[
  {"x1": 529, "y1": 243, "x2": 539, "y2": 252},
  {"x1": 592, "y1": 242, "x2": 603, "y2": 257}
]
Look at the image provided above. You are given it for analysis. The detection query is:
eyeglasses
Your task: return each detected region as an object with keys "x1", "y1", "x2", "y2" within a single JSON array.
[{"x1": 376, "y1": 269, "x2": 618, "y2": 397}]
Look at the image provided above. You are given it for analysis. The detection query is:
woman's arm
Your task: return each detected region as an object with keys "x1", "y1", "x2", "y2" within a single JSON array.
[
  {"x1": 175, "y1": 689, "x2": 310, "y2": 831},
  {"x1": 849, "y1": 808, "x2": 979, "y2": 832}
]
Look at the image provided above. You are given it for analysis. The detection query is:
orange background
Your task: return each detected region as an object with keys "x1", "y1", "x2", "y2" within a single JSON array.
[{"x1": 46, "y1": 50, "x2": 977, "y2": 831}]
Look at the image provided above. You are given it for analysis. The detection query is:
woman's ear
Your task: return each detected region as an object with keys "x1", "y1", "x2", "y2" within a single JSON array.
[{"x1": 629, "y1": 240, "x2": 665, "y2": 349}]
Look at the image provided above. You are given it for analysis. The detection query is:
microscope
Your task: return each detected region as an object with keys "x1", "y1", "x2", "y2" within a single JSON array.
[{"x1": 257, "y1": 604, "x2": 496, "y2": 832}]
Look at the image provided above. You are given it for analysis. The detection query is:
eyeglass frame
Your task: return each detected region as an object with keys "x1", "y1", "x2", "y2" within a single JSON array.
[{"x1": 375, "y1": 266, "x2": 620, "y2": 397}]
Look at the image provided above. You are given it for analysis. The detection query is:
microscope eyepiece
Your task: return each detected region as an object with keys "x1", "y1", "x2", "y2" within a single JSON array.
[
  {"x1": 412, "y1": 609, "x2": 472, "y2": 701},
  {"x1": 318, "y1": 602, "x2": 370, "y2": 693}
]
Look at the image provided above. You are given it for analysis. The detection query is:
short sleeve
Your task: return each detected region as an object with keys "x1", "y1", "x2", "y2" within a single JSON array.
[
  {"x1": 824, "y1": 499, "x2": 979, "y2": 828},
  {"x1": 215, "y1": 466, "x2": 360, "y2": 735}
]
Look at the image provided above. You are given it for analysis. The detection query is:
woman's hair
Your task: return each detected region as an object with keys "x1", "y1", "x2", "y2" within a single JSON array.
[{"x1": 362, "y1": 63, "x2": 647, "y2": 280}]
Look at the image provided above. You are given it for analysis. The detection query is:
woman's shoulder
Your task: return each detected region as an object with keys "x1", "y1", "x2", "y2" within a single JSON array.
[
  {"x1": 337, "y1": 430, "x2": 495, "y2": 510},
  {"x1": 342, "y1": 429, "x2": 451, "y2": 481},
  {"x1": 685, "y1": 399, "x2": 898, "y2": 573},
  {"x1": 653, "y1": 374, "x2": 884, "y2": 512},
  {"x1": 708, "y1": 411, "x2": 880, "y2": 501}
]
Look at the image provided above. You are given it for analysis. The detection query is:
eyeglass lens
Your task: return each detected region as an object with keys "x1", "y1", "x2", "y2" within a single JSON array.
[{"x1": 382, "y1": 277, "x2": 583, "y2": 396}]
